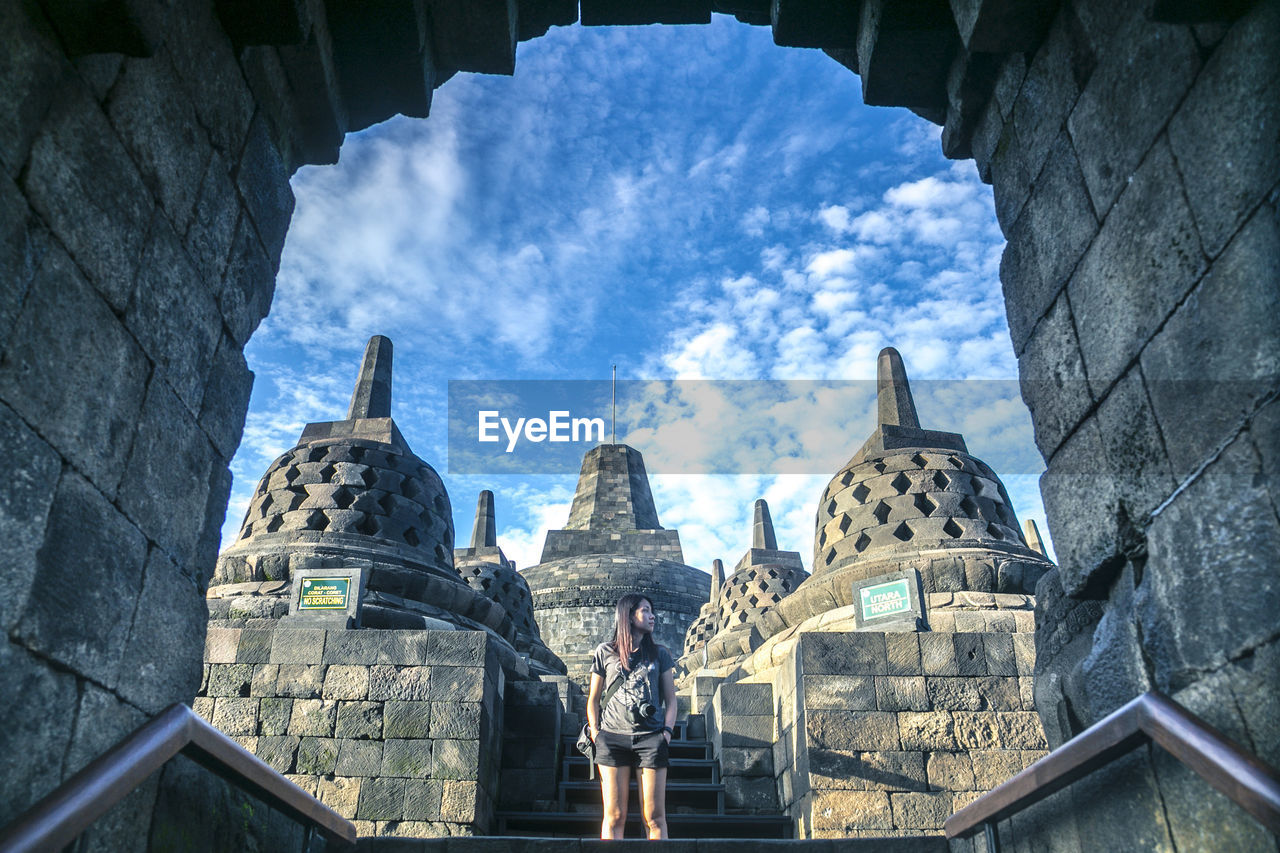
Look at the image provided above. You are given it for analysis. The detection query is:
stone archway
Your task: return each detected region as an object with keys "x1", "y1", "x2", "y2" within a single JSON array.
[{"x1": 0, "y1": 0, "x2": 1276, "y2": 847}]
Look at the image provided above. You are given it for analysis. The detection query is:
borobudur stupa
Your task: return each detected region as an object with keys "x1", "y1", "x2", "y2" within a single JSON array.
[{"x1": 521, "y1": 444, "x2": 709, "y2": 684}]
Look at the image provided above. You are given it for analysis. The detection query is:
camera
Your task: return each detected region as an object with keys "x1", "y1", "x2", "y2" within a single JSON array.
[{"x1": 629, "y1": 701, "x2": 657, "y2": 725}]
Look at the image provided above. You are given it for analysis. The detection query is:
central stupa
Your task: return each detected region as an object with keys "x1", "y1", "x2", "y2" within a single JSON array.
[{"x1": 521, "y1": 444, "x2": 709, "y2": 683}]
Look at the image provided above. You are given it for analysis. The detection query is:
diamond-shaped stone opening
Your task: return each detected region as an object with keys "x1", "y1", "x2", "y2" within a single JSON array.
[
  {"x1": 943, "y1": 518, "x2": 964, "y2": 538},
  {"x1": 852, "y1": 483, "x2": 871, "y2": 504},
  {"x1": 404, "y1": 527, "x2": 420, "y2": 547},
  {"x1": 891, "y1": 472, "x2": 911, "y2": 495},
  {"x1": 333, "y1": 487, "x2": 355, "y2": 510},
  {"x1": 265, "y1": 514, "x2": 283, "y2": 533},
  {"x1": 766, "y1": 569, "x2": 779, "y2": 579},
  {"x1": 401, "y1": 477, "x2": 419, "y2": 499},
  {"x1": 361, "y1": 468, "x2": 379, "y2": 489},
  {"x1": 781, "y1": 579, "x2": 793, "y2": 592},
  {"x1": 892, "y1": 522, "x2": 914, "y2": 541},
  {"x1": 873, "y1": 460, "x2": 887, "y2": 474},
  {"x1": 913, "y1": 493, "x2": 937, "y2": 516},
  {"x1": 256, "y1": 480, "x2": 268, "y2": 495},
  {"x1": 434, "y1": 495, "x2": 448, "y2": 517},
  {"x1": 284, "y1": 467, "x2": 300, "y2": 484},
  {"x1": 911, "y1": 453, "x2": 928, "y2": 468},
  {"x1": 819, "y1": 529, "x2": 828, "y2": 547},
  {"x1": 305, "y1": 509, "x2": 329, "y2": 531},
  {"x1": 356, "y1": 514, "x2": 379, "y2": 536},
  {"x1": 987, "y1": 522, "x2": 1006, "y2": 541},
  {"x1": 873, "y1": 501, "x2": 891, "y2": 524},
  {"x1": 307, "y1": 446, "x2": 327, "y2": 463},
  {"x1": 378, "y1": 492, "x2": 398, "y2": 515},
  {"x1": 435, "y1": 544, "x2": 449, "y2": 563},
  {"x1": 932, "y1": 470, "x2": 949, "y2": 490},
  {"x1": 827, "y1": 498, "x2": 838, "y2": 516},
  {"x1": 825, "y1": 548, "x2": 836, "y2": 565},
  {"x1": 838, "y1": 514, "x2": 852, "y2": 534},
  {"x1": 480, "y1": 577, "x2": 492, "y2": 590},
  {"x1": 854, "y1": 532, "x2": 871, "y2": 553},
  {"x1": 959, "y1": 496, "x2": 981, "y2": 518},
  {"x1": 947, "y1": 455, "x2": 964, "y2": 469},
  {"x1": 283, "y1": 490, "x2": 305, "y2": 511},
  {"x1": 349, "y1": 446, "x2": 366, "y2": 463},
  {"x1": 739, "y1": 584, "x2": 749, "y2": 595},
  {"x1": 239, "y1": 525, "x2": 253, "y2": 540},
  {"x1": 258, "y1": 493, "x2": 274, "y2": 515},
  {"x1": 318, "y1": 463, "x2": 336, "y2": 482},
  {"x1": 840, "y1": 470, "x2": 855, "y2": 486},
  {"x1": 748, "y1": 595, "x2": 759, "y2": 607}
]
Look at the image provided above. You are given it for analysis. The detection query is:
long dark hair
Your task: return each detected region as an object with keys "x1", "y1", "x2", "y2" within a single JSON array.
[{"x1": 612, "y1": 593, "x2": 659, "y2": 672}]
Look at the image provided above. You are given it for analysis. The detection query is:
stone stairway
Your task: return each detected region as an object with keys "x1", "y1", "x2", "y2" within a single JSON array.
[{"x1": 493, "y1": 715, "x2": 792, "y2": 839}]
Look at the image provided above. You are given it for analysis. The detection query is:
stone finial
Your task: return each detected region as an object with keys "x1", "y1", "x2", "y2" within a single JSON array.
[
  {"x1": 563, "y1": 444, "x2": 662, "y2": 531},
  {"x1": 347, "y1": 335, "x2": 394, "y2": 420},
  {"x1": 710, "y1": 558, "x2": 724, "y2": 604},
  {"x1": 471, "y1": 490, "x2": 497, "y2": 549},
  {"x1": 1024, "y1": 518, "x2": 1046, "y2": 556},
  {"x1": 752, "y1": 499, "x2": 778, "y2": 550},
  {"x1": 877, "y1": 346, "x2": 920, "y2": 429}
]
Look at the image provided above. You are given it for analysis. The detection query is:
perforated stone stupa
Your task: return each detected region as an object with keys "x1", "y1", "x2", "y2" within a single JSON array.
[
  {"x1": 207, "y1": 336, "x2": 521, "y2": 650},
  {"x1": 522, "y1": 444, "x2": 709, "y2": 683}
]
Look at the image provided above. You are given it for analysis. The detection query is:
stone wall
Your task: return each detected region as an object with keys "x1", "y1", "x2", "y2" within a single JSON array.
[
  {"x1": 0, "y1": 0, "x2": 280, "y2": 843},
  {"x1": 196, "y1": 626, "x2": 504, "y2": 837}
]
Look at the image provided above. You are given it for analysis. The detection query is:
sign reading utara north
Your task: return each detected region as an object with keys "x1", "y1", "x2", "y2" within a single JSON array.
[
  {"x1": 299, "y1": 578, "x2": 351, "y2": 610},
  {"x1": 859, "y1": 578, "x2": 912, "y2": 618}
]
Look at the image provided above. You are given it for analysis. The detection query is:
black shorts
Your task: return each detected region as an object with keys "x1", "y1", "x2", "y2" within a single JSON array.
[{"x1": 595, "y1": 729, "x2": 669, "y2": 769}]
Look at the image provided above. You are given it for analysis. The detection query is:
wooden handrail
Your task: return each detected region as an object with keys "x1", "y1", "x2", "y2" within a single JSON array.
[
  {"x1": 0, "y1": 703, "x2": 356, "y2": 852},
  {"x1": 945, "y1": 691, "x2": 1280, "y2": 841}
]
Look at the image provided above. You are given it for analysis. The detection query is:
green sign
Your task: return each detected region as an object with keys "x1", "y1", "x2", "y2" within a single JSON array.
[
  {"x1": 299, "y1": 577, "x2": 350, "y2": 610},
  {"x1": 859, "y1": 578, "x2": 911, "y2": 618}
]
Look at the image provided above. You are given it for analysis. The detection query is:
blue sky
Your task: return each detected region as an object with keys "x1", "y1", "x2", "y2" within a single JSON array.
[{"x1": 223, "y1": 16, "x2": 1056, "y2": 574}]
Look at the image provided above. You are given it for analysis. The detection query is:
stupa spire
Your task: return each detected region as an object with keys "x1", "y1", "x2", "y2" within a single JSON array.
[
  {"x1": 347, "y1": 335, "x2": 394, "y2": 420},
  {"x1": 877, "y1": 346, "x2": 920, "y2": 429},
  {"x1": 710, "y1": 558, "x2": 724, "y2": 604},
  {"x1": 752, "y1": 499, "x2": 778, "y2": 550},
  {"x1": 471, "y1": 490, "x2": 497, "y2": 549},
  {"x1": 1024, "y1": 519, "x2": 1046, "y2": 556}
]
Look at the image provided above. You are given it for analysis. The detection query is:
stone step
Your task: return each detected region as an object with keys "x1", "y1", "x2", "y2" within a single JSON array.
[
  {"x1": 559, "y1": 779, "x2": 726, "y2": 813},
  {"x1": 354, "y1": 835, "x2": 948, "y2": 849},
  {"x1": 562, "y1": 737, "x2": 712, "y2": 761},
  {"x1": 563, "y1": 755, "x2": 721, "y2": 783},
  {"x1": 489, "y1": 813, "x2": 795, "y2": 839}
]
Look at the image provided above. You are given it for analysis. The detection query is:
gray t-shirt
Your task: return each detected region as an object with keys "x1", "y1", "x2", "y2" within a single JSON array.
[{"x1": 591, "y1": 642, "x2": 675, "y2": 735}]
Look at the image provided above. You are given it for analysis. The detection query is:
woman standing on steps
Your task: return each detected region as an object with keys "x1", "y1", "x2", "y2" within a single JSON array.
[{"x1": 586, "y1": 593, "x2": 679, "y2": 840}]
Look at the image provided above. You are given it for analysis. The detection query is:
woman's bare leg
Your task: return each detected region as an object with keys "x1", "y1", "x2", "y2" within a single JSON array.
[
  {"x1": 599, "y1": 764, "x2": 630, "y2": 839},
  {"x1": 639, "y1": 767, "x2": 668, "y2": 840}
]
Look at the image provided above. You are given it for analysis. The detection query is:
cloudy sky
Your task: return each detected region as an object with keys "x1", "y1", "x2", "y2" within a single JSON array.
[{"x1": 224, "y1": 16, "x2": 1057, "y2": 574}]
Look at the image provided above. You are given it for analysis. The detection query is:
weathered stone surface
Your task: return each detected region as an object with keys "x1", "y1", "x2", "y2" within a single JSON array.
[
  {"x1": 891, "y1": 790, "x2": 951, "y2": 829},
  {"x1": 0, "y1": 247, "x2": 149, "y2": 496},
  {"x1": 1008, "y1": 18, "x2": 1078, "y2": 206},
  {"x1": 720, "y1": 746, "x2": 773, "y2": 777},
  {"x1": 276, "y1": 663, "x2": 325, "y2": 698},
  {"x1": 369, "y1": 665, "x2": 432, "y2": 701},
  {"x1": 0, "y1": 170, "x2": 49, "y2": 347},
  {"x1": 270, "y1": 629, "x2": 325, "y2": 664},
  {"x1": 1068, "y1": 138, "x2": 1206, "y2": 397},
  {"x1": 1016, "y1": 293, "x2": 1093, "y2": 463},
  {"x1": 925, "y1": 751, "x2": 974, "y2": 790},
  {"x1": 1168, "y1": 0, "x2": 1280, "y2": 257},
  {"x1": 430, "y1": 702, "x2": 482, "y2": 740},
  {"x1": 296, "y1": 736, "x2": 338, "y2": 774},
  {"x1": 875, "y1": 676, "x2": 928, "y2": 712},
  {"x1": 0, "y1": 401, "x2": 60, "y2": 635},
  {"x1": 0, "y1": 640, "x2": 78, "y2": 826},
  {"x1": 1140, "y1": 206, "x2": 1280, "y2": 481},
  {"x1": 235, "y1": 116, "x2": 294, "y2": 260},
  {"x1": 802, "y1": 632, "x2": 888, "y2": 675},
  {"x1": 1039, "y1": 418, "x2": 1122, "y2": 597},
  {"x1": 1093, "y1": 368, "x2": 1177, "y2": 527},
  {"x1": 432, "y1": 738, "x2": 481, "y2": 780},
  {"x1": 0, "y1": 3, "x2": 63, "y2": 177},
  {"x1": 255, "y1": 735, "x2": 299, "y2": 774},
  {"x1": 899, "y1": 711, "x2": 957, "y2": 751},
  {"x1": 720, "y1": 714, "x2": 775, "y2": 749},
  {"x1": 804, "y1": 675, "x2": 877, "y2": 711},
  {"x1": 258, "y1": 697, "x2": 292, "y2": 736},
  {"x1": 335, "y1": 701, "x2": 382, "y2": 739},
  {"x1": 403, "y1": 778, "x2": 442, "y2": 820},
  {"x1": 357, "y1": 777, "x2": 406, "y2": 821},
  {"x1": 336, "y1": 739, "x2": 384, "y2": 776},
  {"x1": 212, "y1": 697, "x2": 258, "y2": 735},
  {"x1": 809, "y1": 749, "x2": 927, "y2": 792},
  {"x1": 323, "y1": 665, "x2": 370, "y2": 700},
  {"x1": 384, "y1": 701, "x2": 431, "y2": 739},
  {"x1": 118, "y1": 548, "x2": 206, "y2": 713},
  {"x1": 381, "y1": 739, "x2": 433, "y2": 778},
  {"x1": 1139, "y1": 435, "x2": 1280, "y2": 692},
  {"x1": 920, "y1": 633, "x2": 959, "y2": 676},
  {"x1": 288, "y1": 698, "x2": 337, "y2": 737},
  {"x1": 21, "y1": 82, "x2": 152, "y2": 310},
  {"x1": 809, "y1": 789, "x2": 893, "y2": 832},
  {"x1": 428, "y1": 666, "x2": 485, "y2": 702},
  {"x1": 808, "y1": 710, "x2": 900, "y2": 751},
  {"x1": 15, "y1": 471, "x2": 147, "y2": 687},
  {"x1": 884, "y1": 632, "x2": 921, "y2": 675},
  {"x1": 318, "y1": 775, "x2": 362, "y2": 820}
]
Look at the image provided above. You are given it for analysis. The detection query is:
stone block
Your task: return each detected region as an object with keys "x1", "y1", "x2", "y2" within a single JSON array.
[
  {"x1": 809, "y1": 750, "x2": 927, "y2": 792},
  {"x1": 953, "y1": 712, "x2": 1002, "y2": 749},
  {"x1": 21, "y1": 82, "x2": 151, "y2": 310},
  {"x1": 381, "y1": 739, "x2": 433, "y2": 778},
  {"x1": 919, "y1": 633, "x2": 959, "y2": 676},
  {"x1": 809, "y1": 789, "x2": 893, "y2": 832},
  {"x1": 183, "y1": 151, "x2": 238, "y2": 291},
  {"x1": 270, "y1": 628, "x2": 326, "y2": 664},
  {"x1": 1168, "y1": 0, "x2": 1279, "y2": 256},
  {"x1": 336, "y1": 739, "x2": 384, "y2": 777},
  {"x1": 255, "y1": 735, "x2": 299, "y2": 774},
  {"x1": 925, "y1": 751, "x2": 975, "y2": 791},
  {"x1": 0, "y1": 248, "x2": 148, "y2": 496},
  {"x1": 118, "y1": 379, "x2": 216, "y2": 563},
  {"x1": 970, "y1": 748, "x2": 1034, "y2": 789},
  {"x1": 995, "y1": 712, "x2": 1047, "y2": 749},
  {"x1": 803, "y1": 675, "x2": 876, "y2": 711},
  {"x1": 0, "y1": 401, "x2": 58, "y2": 635},
  {"x1": 276, "y1": 663, "x2": 325, "y2": 698},
  {"x1": 725, "y1": 775, "x2": 777, "y2": 811},
  {"x1": 14, "y1": 471, "x2": 147, "y2": 688},
  {"x1": 403, "y1": 778, "x2": 443, "y2": 820},
  {"x1": 384, "y1": 701, "x2": 431, "y2": 739},
  {"x1": 875, "y1": 675, "x2": 929, "y2": 712},
  {"x1": 899, "y1": 711, "x2": 957, "y2": 751},
  {"x1": 296, "y1": 737, "x2": 338, "y2": 775},
  {"x1": 428, "y1": 666, "x2": 485, "y2": 702},
  {"x1": 717, "y1": 682, "x2": 773, "y2": 716},
  {"x1": 317, "y1": 775, "x2": 362, "y2": 821},
  {"x1": 1138, "y1": 435, "x2": 1280, "y2": 691},
  {"x1": 719, "y1": 746, "x2": 773, "y2": 777},
  {"x1": 431, "y1": 701, "x2": 482, "y2": 740},
  {"x1": 1094, "y1": 368, "x2": 1178, "y2": 526},
  {"x1": 1038, "y1": 418, "x2": 1122, "y2": 597},
  {"x1": 801, "y1": 632, "x2": 887, "y2": 675},
  {"x1": 440, "y1": 778, "x2": 479, "y2": 823},
  {"x1": 1008, "y1": 18, "x2": 1077, "y2": 199},
  {"x1": 288, "y1": 698, "x2": 337, "y2": 737},
  {"x1": 357, "y1": 777, "x2": 406, "y2": 821},
  {"x1": 721, "y1": 715, "x2": 775, "y2": 749},
  {"x1": 233, "y1": 629, "x2": 272, "y2": 665},
  {"x1": 207, "y1": 664, "x2": 254, "y2": 698},
  {"x1": 217, "y1": 214, "x2": 275, "y2": 346},
  {"x1": 335, "y1": 701, "x2": 382, "y2": 739},
  {"x1": 235, "y1": 116, "x2": 293, "y2": 260},
  {"x1": 807, "y1": 710, "x2": 899, "y2": 752},
  {"x1": 883, "y1": 632, "x2": 921, "y2": 675},
  {"x1": 0, "y1": 640, "x2": 78, "y2": 827},
  {"x1": 369, "y1": 665, "x2": 431, "y2": 701},
  {"x1": 258, "y1": 697, "x2": 292, "y2": 736},
  {"x1": 432, "y1": 739, "x2": 481, "y2": 781},
  {"x1": 322, "y1": 631, "x2": 389, "y2": 665},
  {"x1": 890, "y1": 791, "x2": 951, "y2": 830},
  {"x1": 982, "y1": 633, "x2": 1016, "y2": 677},
  {"x1": 1140, "y1": 206, "x2": 1280, "y2": 482},
  {"x1": 0, "y1": 2, "x2": 63, "y2": 176},
  {"x1": 953, "y1": 634, "x2": 986, "y2": 676},
  {"x1": 249, "y1": 664, "x2": 279, "y2": 697},
  {"x1": 426, "y1": 629, "x2": 486, "y2": 666},
  {"x1": 1068, "y1": 138, "x2": 1206, "y2": 396},
  {"x1": 323, "y1": 665, "x2": 370, "y2": 700}
]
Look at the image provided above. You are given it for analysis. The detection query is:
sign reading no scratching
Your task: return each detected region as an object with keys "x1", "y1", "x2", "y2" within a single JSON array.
[{"x1": 299, "y1": 578, "x2": 351, "y2": 610}]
